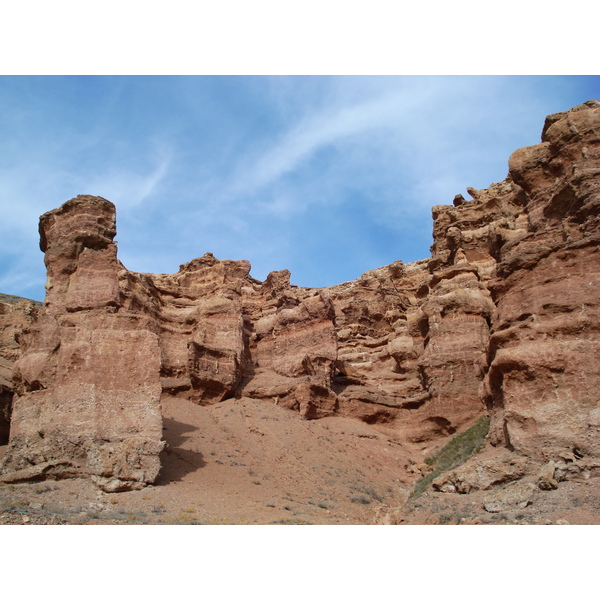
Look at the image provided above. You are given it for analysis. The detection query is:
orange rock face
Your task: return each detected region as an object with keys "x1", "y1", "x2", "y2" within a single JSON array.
[{"x1": 1, "y1": 100, "x2": 599, "y2": 492}]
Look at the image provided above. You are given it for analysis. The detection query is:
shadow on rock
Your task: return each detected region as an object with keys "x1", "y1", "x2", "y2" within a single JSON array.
[{"x1": 156, "y1": 417, "x2": 206, "y2": 485}]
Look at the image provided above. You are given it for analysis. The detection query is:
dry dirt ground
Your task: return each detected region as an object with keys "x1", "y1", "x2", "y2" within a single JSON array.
[{"x1": 1, "y1": 396, "x2": 599, "y2": 525}]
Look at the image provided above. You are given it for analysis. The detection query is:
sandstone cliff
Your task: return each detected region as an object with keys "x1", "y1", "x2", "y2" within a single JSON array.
[
  {"x1": 1, "y1": 199, "x2": 164, "y2": 491},
  {"x1": 1, "y1": 100, "x2": 599, "y2": 498}
]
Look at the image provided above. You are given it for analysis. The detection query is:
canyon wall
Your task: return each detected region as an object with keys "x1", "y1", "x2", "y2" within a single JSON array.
[{"x1": 1, "y1": 100, "x2": 598, "y2": 491}]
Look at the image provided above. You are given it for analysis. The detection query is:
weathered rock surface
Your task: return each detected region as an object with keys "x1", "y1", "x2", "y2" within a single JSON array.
[
  {"x1": 482, "y1": 481, "x2": 536, "y2": 513},
  {"x1": 432, "y1": 448, "x2": 530, "y2": 494},
  {"x1": 0, "y1": 298, "x2": 40, "y2": 444},
  {"x1": 1, "y1": 101, "x2": 599, "y2": 498},
  {"x1": 1, "y1": 197, "x2": 164, "y2": 491},
  {"x1": 482, "y1": 100, "x2": 600, "y2": 465}
]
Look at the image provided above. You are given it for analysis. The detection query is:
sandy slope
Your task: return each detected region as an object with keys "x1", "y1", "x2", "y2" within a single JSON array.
[
  {"x1": 156, "y1": 396, "x2": 419, "y2": 524},
  {"x1": 0, "y1": 397, "x2": 416, "y2": 524},
  {"x1": 1, "y1": 396, "x2": 599, "y2": 525}
]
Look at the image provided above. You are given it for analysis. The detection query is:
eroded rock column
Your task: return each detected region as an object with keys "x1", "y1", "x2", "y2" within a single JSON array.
[{"x1": 0, "y1": 196, "x2": 164, "y2": 491}]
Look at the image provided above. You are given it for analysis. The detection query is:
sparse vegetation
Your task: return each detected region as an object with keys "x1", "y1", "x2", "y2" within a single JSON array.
[
  {"x1": 270, "y1": 518, "x2": 312, "y2": 525},
  {"x1": 165, "y1": 512, "x2": 201, "y2": 524},
  {"x1": 411, "y1": 416, "x2": 490, "y2": 498},
  {"x1": 347, "y1": 483, "x2": 384, "y2": 504},
  {"x1": 350, "y1": 494, "x2": 372, "y2": 505},
  {"x1": 0, "y1": 293, "x2": 41, "y2": 305}
]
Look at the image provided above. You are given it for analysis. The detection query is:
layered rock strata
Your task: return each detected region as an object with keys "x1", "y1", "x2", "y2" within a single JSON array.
[
  {"x1": 484, "y1": 100, "x2": 600, "y2": 464},
  {"x1": 428, "y1": 100, "x2": 600, "y2": 489},
  {"x1": 1, "y1": 100, "x2": 599, "y2": 492},
  {"x1": 1, "y1": 198, "x2": 164, "y2": 491}
]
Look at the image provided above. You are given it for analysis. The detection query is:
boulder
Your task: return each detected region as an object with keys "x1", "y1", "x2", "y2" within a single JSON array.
[{"x1": 483, "y1": 482, "x2": 536, "y2": 513}]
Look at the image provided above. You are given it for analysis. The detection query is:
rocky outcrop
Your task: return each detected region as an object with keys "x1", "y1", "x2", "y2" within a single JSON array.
[
  {"x1": 1, "y1": 198, "x2": 164, "y2": 491},
  {"x1": 482, "y1": 100, "x2": 600, "y2": 464},
  {"x1": 119, "y1": 257, "x2": 340, "y2": 418},
  {"x1": 240, "y1": 269, "x2": 339, "y2": 419},
  {"x1": 422, "y1": 99, "x2": 600, "y2": 490},
  {"x1": 325, "y1": 258, "x2": 489, "y2": 441},
  {"x1": 1, "y1": 101, "x2": 599, "y2": 494},
  {"x1": 0, "y1": 359, "x2": 11, "y2": 445}
]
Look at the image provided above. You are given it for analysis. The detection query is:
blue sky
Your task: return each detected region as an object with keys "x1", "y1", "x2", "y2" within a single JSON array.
[{"x1": 1, "y1": 75, "x2": 599, "y2": 301}]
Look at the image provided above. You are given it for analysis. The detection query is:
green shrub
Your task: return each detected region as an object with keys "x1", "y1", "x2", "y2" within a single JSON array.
[{"x1": 411, "y1": 416, "x2": 490, "y2": 498}]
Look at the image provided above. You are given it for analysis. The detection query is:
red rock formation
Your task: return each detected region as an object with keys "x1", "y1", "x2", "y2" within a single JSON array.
[
  {"x1": 1, "y1": 100, "x2": 599, "y2": 493},
  {"x1": 427, "y1": 100, "x2": 600, "y2": 491},
  {"x1": 240, "y1": 269, "x2": 338, "y2": 419},
  {"x1": 483, "y1": 100, "x2": 600, "y2": 463},
  {"x1": 2, "y1": 198, "x2": 164, "y2": 491}
]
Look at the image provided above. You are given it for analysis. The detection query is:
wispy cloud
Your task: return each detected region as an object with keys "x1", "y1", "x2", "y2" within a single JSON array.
[
  {"x1": 79, "y1": 144, "x2": 173, "y2": 211},
  {"x1": 212, "y1": 76, "x2": 524, "y2": 225},
  {"x1": 0, "y1": 128, "x2": 174, "y2": 299},
  {"x1": 223, "y1": 89, "x2": 423, "y2": 202},
  {"x1": 1, "y1": 75, "x2": 597, "y2": 299}
]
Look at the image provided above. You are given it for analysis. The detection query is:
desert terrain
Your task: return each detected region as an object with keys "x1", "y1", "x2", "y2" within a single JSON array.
[
  {"x1": 1, "y1": 101, "x2": 600, "y2": 525},
  {"x1": 1, "y1": 394, "x2": 598, "y2": 525}
]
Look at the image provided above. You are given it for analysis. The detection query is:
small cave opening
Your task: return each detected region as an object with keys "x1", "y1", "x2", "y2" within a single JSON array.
[
  {"x1": 360, "y1": 411, "x2": 394, "y2": 425},
  {"x1": 0, "y1": 424, "x2": 9, "y2": 446},
  {"x1": 426, "y1": 416, "x2": 457, "y2": 436},
  {"x1": 0, "y1": 389, "x2": 12, "y2": 446}
]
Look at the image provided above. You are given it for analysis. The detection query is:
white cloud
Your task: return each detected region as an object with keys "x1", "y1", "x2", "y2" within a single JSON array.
[
  {"x1": 223, "y1": 89, "x2": 424, "y2": 203},
  {"x1": 1, "y1": 75, "x2": 595, "y2": 299},
  {"x1": 211, "y1": 76, "x2": 527, "y2": 226},
  {"x1": 79, "y1": 145, "x2": 173, "y2": 211}
]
